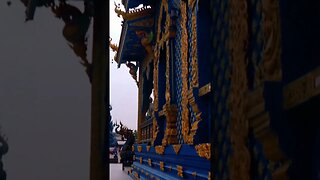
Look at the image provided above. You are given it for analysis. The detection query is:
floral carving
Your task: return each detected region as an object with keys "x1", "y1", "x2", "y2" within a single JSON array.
[
  {"x1": 137, "y1": 145, "x2": 142, "y2": 152},
  {"x1": 155, "y1": 145, "x2": 165, "y2": 155},
  {"x1": 195, "y1": 143, "x2": 211, "y2": 160},
  {"x1": 228, "y1": 0, "x2": 251, "y2": 179}
]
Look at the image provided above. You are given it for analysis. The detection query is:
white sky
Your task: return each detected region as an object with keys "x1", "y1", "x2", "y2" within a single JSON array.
[{"x1": 109, "y1": 0, "x2": 138, "y2": 131}]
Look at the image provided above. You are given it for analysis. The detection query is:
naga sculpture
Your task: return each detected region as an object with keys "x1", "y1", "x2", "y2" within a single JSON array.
[
  {"x1": 0, "y1": 128, "x2": 8, "y2": 180},
  {"x1": 115, "y1": 122, "x2": 135, "y2": 170},
  {"x1": 51, "y1": 0, "x2": 93, "y2": 82},
  {"x1": 126, "y1": 62, "x2": 139, "y2": 86}
]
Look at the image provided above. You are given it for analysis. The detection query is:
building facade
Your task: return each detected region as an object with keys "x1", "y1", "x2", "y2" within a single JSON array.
[{"x1": 110, "y1": 0, "x2": 320, "y2": 179}]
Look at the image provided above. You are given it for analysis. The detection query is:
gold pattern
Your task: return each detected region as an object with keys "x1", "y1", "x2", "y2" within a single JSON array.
[
  {"x1": 191, "y1": 9, "x2": 199, "y2": 88},
  {"x1": 228, "y1": 0, "x2": 251, "y2": 179},
  {"x1": 160, "y1": 161, "x2": 164, "y2": 171},
  {"x1": 162, "y1": 104, "x2": 178, "y2": 145},
  {"x1": 132, "y1": 146, "x2": 134, "y2": 151},
  {"x1": 172, "y1": 145, "x2": 182, "y2": 155},
  {"x1": 155, "y1": 145, "x2": 165, "y2": 155},
  {"x1": 195, "y1": 143, "x2": 211, "y2": 160},
  {"x1": 261, "y1": 0, "x2": 282, "y2": 81},
  {"x1": 177, "y1": 165, "x2": 184, "y2": 178},
  {"x1": 152, "y1": 116, "x2": 159, "y2": 145},
  {"x1": 208, "y1": 171, "x2": 211, "y2": 180},
  {"x1": 146, "y1": 146, "x2": 151, "y2": 152},
  {"x1": 137, "y1": 146, "x2": 142, "y2": 152},
  {"x1": 140, "y1": 157, "x2": 143, "y2": 164},
  {"x1": 180, "y1": 1, "x2": 190, "y2": 144},
  {"x1": 284, "y1": 67, "x2": 320, "y2": 109},
  {"x1": 114, "y1": 3, "x2": 153, "y2": 20}
]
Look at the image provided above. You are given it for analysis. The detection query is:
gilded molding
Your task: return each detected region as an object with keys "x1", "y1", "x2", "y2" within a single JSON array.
[
  {"x1": 172, "y1": 144, "x2": 182, "y2": 155},
  {"x1": 160, "y1": 161, "x2": 165, "y2": 171},
  {"x1": 114, "y1": 3, "x2": 153, "y2": 20},
  {"x1": 195, "y1": 143, "x2": 211, "y2": 160},
  {"x1": 165, "y1": 40, "x2": 171, "y2": 103},
  {"x1": 155, "y1": 145, "x2": 165, "y2": 155},
  {"x1": 132, "y1": 146, "x2": 134, "y2": 151},
  {"x1": 134, "y1": 172, "x2": 139, "y2": 180},
  {"x1": 261, "y1": 0, "x2": 282, "y2": 81},
  {"x1": 146, "y1": 145, "x2": 151, "y2": 152},
  {"x1": 177, "y1": 165, "x2": 184, "y2": 178},
  {"x1": 191, "y1": 9, "x2": 199, "y2": 88},
  {"x1": 228, "y1": 0, "x2": 251, "y2": 179},
  {"x1": 284, "y1": 67, "x2": 320, "y2": 109},
  {"x1": 162, "y1": 104, "x2": 178, "y2": 145},
  {"x1": 137, "y1": 146, "x2": 142, "y2": 152},
  {"x1": 152, "y1": 116, "x2": 159, "y2": 145},
  {"x1": 140, "y1": 157, "x2": 143, "y2": 164},
  {"x1": 180, "y1": 1, "x2": 191, "y2": 144}
]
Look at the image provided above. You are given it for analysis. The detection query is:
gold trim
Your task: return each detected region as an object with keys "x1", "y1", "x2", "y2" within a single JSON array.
[
  {"x1": 195, "y1": 143, "x2": 211, "y2": 160},
  {"x1": 132, "y1": 146, "x2": 134, "y2": 151},
  {"x1": 172, "y1": 144, "x2": 182, "y2": 155},
  {"x1": 160, "y1": 161, "x2": 165, "y2": 171},
  {"x1": 155, "y1": 145, "x2": 165, "y2": 155},
  {"x1": 208, "y1": 171, "x2": 211, "y2": 180},
  {"x1": 162, "y1": 104, "x2": 178, "y2": 145},
  {"x1": 137, "y1": 146, "x2": 142, "y2": 152},
  {"x1": 191, "y1": 9, "x2": 199, "y2": 88},
  {"x1": 146, "y1": 146, "x2": 151, "y2": 152},
  {"x1": 228, "y1": 0, "x2": 251, "y2": 179},
  {"x1": 180, "y1": 0, "x2": 190, "y2": 144},
  {"x1": 177, "y1": 165, "x2": 183, "y2": 178},
  {"x1": 152, "y1": 116, "x2": 159, "y2": 145},
  {"x1": 140, "y1": 157, "x2": 143, "y2": 164},
  {"x1": 199, "y1": 83, "x2": 212, "y2": 96},
  {"x1": 284, "y1": 67, "x2": 320, "y2": 109}
]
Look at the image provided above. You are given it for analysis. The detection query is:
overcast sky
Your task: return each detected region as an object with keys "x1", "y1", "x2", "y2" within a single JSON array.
[{"x1": 0, "y1": 0, "x2": 137, "y2": 179}]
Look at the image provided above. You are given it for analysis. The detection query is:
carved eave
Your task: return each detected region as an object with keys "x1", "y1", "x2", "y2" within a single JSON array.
[{"x1": 114, "y1": 3, "x2": 155, "y2": 68}]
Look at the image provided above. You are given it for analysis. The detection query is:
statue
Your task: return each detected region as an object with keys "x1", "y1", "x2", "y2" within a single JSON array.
[
  {"x1": 114, "y1": 122, "x2": 135, "y2": 170},
  {"x1": 0, "y1": 127, "x2": 8, "y2": 180},
  {"x1": 126, "y1": 62, "x2": 139, "y2": 86}
]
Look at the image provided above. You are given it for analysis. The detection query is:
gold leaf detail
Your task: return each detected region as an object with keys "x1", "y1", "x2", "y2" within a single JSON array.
[
  {"x1": 172, "y1": 145, "x2": 182, "y2": 155},
  {"x1": 195, "y1": 143, "x2": 211, "y2": 160}
]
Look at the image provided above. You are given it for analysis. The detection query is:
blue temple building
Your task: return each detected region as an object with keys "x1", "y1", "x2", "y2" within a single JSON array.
[{"x1": 110, "y1": 0, "x2": 320, "y2": 179}]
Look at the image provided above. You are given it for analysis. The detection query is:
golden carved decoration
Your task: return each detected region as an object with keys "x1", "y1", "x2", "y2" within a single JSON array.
[
  {"x1": 132, "y1": 146, "x2": 134, "y2": 151},
  {"x1": 152, "y1": 116, "x2": 159, "y2": 145},
  {"x1": 109, "y1": 37, "x2": 119, "y2": 63},
  {"x1": 284, "y1": 67, "x2": 320, "y2": 109},
  {"x1": 228, "y1": 0, "x2": 251, "y2": 179},
  {"x1": 137, "y1": 146, "x2": 142, "y2": 152},
  {"x1": 199, "y1": 83, "x2": 212, "y2": 96},
  {"x1": 135, "y1": 30, "x2": 154, "y2": 58},
  {"x1": 114, "y1": 3, "x2": 153, "y2": 20},
  {"x1": 172, "y1": 144, "x2": 182, "y2": 155},
  {"x1": 180, "y1": 1, "x2": 190, "y2": 144},
  {"x1": 148, "y1": 158, "x2": 152, "y2": 166},
  {"x1": 191, "y1": 9, "x2": 199, "y2": 88},
  {"x1": 160, "y1": 161, "x2": 164, "y2": 171},
  {"x1": 155, "y1": 145, "x2": 165, "y2": 155},
  {"x1": 146, "y1": 146, "x2": 151, "y2": 152},
  {"x1": 162, "y1": 104, "x2": 178, "y2": 145},
  {"x1": 188, "y1": 0, "x2": 197, "y2": 10},
  {"x1": 195, "y1": 143, "x2": 211, "y2": 160},
  {"x1": 140, "y1": 157, "x2": 143, "y2": 164},
  {"x1": 261, "y1": 0, "x2": 282, "y2": 81},
  {"x1": 165, "y1": 40, "x2": 171, "y2": 103},
  {"x1": 177, "y1": 165, "x2": 184, "y2": 178}
]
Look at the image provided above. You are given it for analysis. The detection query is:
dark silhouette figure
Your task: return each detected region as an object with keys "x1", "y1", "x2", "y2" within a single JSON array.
[
  {"x1": 51, "y1": 1, "x2": 93, "y2": 82},
  {"x1": 0, "y1": 129, "x2": 8, "y2": 180}
]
